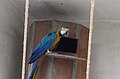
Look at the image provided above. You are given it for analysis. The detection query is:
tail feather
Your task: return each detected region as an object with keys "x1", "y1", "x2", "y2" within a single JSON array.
[
  {"x1": 29, "y1": 55, "x2": 46, "y2": 79},
  {"x1": 29, "y1": 60, "x2": 39, "y2": 79}
]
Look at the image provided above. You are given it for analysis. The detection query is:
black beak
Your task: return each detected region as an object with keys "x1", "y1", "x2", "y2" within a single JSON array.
[{"x1": 63, "y1": 31, "x2": 69, "y2": 37}]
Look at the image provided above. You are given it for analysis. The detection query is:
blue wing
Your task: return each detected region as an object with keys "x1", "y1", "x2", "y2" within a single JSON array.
[{"x1": 28, "y1": 32, "x2": 57, "y2": 64}]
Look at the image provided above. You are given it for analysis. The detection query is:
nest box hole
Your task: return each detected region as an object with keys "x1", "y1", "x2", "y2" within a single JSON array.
[{"x1": 54, "y1": 37, "x2": 78, "y2": 54}]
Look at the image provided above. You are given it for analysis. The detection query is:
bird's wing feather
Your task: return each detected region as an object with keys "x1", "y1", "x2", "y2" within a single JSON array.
[{"x1": 28, "y1": 32, "x2": 57, "y2": 64}]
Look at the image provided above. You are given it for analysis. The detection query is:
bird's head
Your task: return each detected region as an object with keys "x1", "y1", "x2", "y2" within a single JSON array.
[
  {"x1": 56, "y1": 27, "x2": 69, "y2": 37},
  {"x1": 60, "y1": 27, "x2": 69, "y2": 37}
]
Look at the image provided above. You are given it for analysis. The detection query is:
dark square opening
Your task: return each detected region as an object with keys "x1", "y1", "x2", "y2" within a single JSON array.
[{"x1": 54, "y1": 37, "x2": 78, "y2": 54}]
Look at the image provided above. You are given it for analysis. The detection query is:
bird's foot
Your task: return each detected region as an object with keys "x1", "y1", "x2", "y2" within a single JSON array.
[
  {"x1": 47, "y1": 50, "x2": 50, "y2": 53},
  {"x1": 45, "y1": 50, "x2": 52, "y2": 55}
]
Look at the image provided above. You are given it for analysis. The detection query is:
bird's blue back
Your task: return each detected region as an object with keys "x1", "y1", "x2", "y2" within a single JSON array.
[{"x1": 28, "y1": 31, "x2": 57, "y2": 64}]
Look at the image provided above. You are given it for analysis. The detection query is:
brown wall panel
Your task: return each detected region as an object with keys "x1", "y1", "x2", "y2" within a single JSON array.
[
  {"x1": 52, "y1": 58, "x2": 73, "y2": 79},
  {"x1": 77, "y1": 61, "x2": 87, "y2": 79},
  {"x1": 77, "y1": 26, "x2": 89, "y2": 59},
  {"x1": 77, "y1": 26, "x2": 89, "y2": 79}
]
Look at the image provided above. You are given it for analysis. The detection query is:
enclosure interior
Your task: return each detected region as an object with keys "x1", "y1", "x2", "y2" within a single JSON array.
[
  {"x1": 26, "y1": 0, "x2": 90, "y2": 79},
  {"x1": 26, "y1": 20, "x2": 89, "y2": 79}
]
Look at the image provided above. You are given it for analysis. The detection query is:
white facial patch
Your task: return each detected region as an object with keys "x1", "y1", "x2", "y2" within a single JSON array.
[{"x1": 60, "y1": 27, "x2": 69, "y2": 36}]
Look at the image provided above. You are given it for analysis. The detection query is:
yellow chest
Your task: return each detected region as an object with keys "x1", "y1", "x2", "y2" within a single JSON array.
[
  {"x1": 51, "y1": 36, "x2": 61, "y2": 50},
  {"x1": 50, "y1": 28, "x2": 62, "y2": 50}
]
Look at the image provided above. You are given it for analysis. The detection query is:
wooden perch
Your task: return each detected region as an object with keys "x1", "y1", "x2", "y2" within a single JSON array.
[{"x1": 46, "y1": 51, "x2": 87, "y2": 61}]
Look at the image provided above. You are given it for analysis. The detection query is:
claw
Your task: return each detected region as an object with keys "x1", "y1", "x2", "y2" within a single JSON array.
[
  {"x1": 47, "y1": 50, "x2": 50, "y2": 53},
  {"x1": 45, "y1": 50, "x2": 52, "y2": 55}
]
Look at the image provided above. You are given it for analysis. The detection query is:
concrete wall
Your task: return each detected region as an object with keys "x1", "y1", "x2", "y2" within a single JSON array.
[
  {"x1": 0, "y1": 0, "x2": 25, "y2": 79},
  {"x1": 29, "y1": 0, "x2": 90, "y2": 27},
  {"x1": 90, "y1": 21, "x2": 120, "y2": 79},
  {"x1": 89, "y1": 0, "x2": 120, "y2": 78}
]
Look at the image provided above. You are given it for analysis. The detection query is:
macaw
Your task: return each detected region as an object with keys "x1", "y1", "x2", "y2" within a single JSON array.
[{"x1": 28, "y1": 27, "x2": 69, "y2": 79}]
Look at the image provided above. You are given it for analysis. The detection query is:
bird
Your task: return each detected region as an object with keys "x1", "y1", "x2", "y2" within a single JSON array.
[{"x1": 28, "y1": 27, "x2": 69, "y2": 79}]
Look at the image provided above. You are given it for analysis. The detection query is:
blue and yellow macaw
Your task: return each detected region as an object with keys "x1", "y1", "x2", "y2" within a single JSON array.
[{"x1": 28, "y1": 27, "x2": 69, "y2": 79}]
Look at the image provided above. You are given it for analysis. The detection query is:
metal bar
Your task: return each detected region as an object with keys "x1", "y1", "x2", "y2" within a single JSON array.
[
  {"x1": 86, "y1": 0, "x2": 95, "y2": 79},
  {"x1": 21, "y1": 0, "x2": 29, "y2": 79}
]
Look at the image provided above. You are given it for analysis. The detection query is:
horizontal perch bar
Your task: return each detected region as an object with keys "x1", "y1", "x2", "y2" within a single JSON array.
[{"x1": 46, "y1": 51, "x2": 87, "y2": 61}]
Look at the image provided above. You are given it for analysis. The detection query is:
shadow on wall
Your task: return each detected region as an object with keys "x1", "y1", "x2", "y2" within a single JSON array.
[{"x1": 29, "y1": 0, "x2": 89, "y2": 20}]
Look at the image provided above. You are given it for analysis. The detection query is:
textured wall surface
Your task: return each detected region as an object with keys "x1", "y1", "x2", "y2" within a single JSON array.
[
  {"x1": 29, "y1": 0, "x2": 90, "y2": 27},
  {"x1": 89, "y1": 0, "x2": 120, "y2": 78},
  {"x1": 0, "y1": 0, "x2": 25, "y2": 79},
  {"x1": 90, "y1": 21, "x2": 120, "y2": 79}
]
